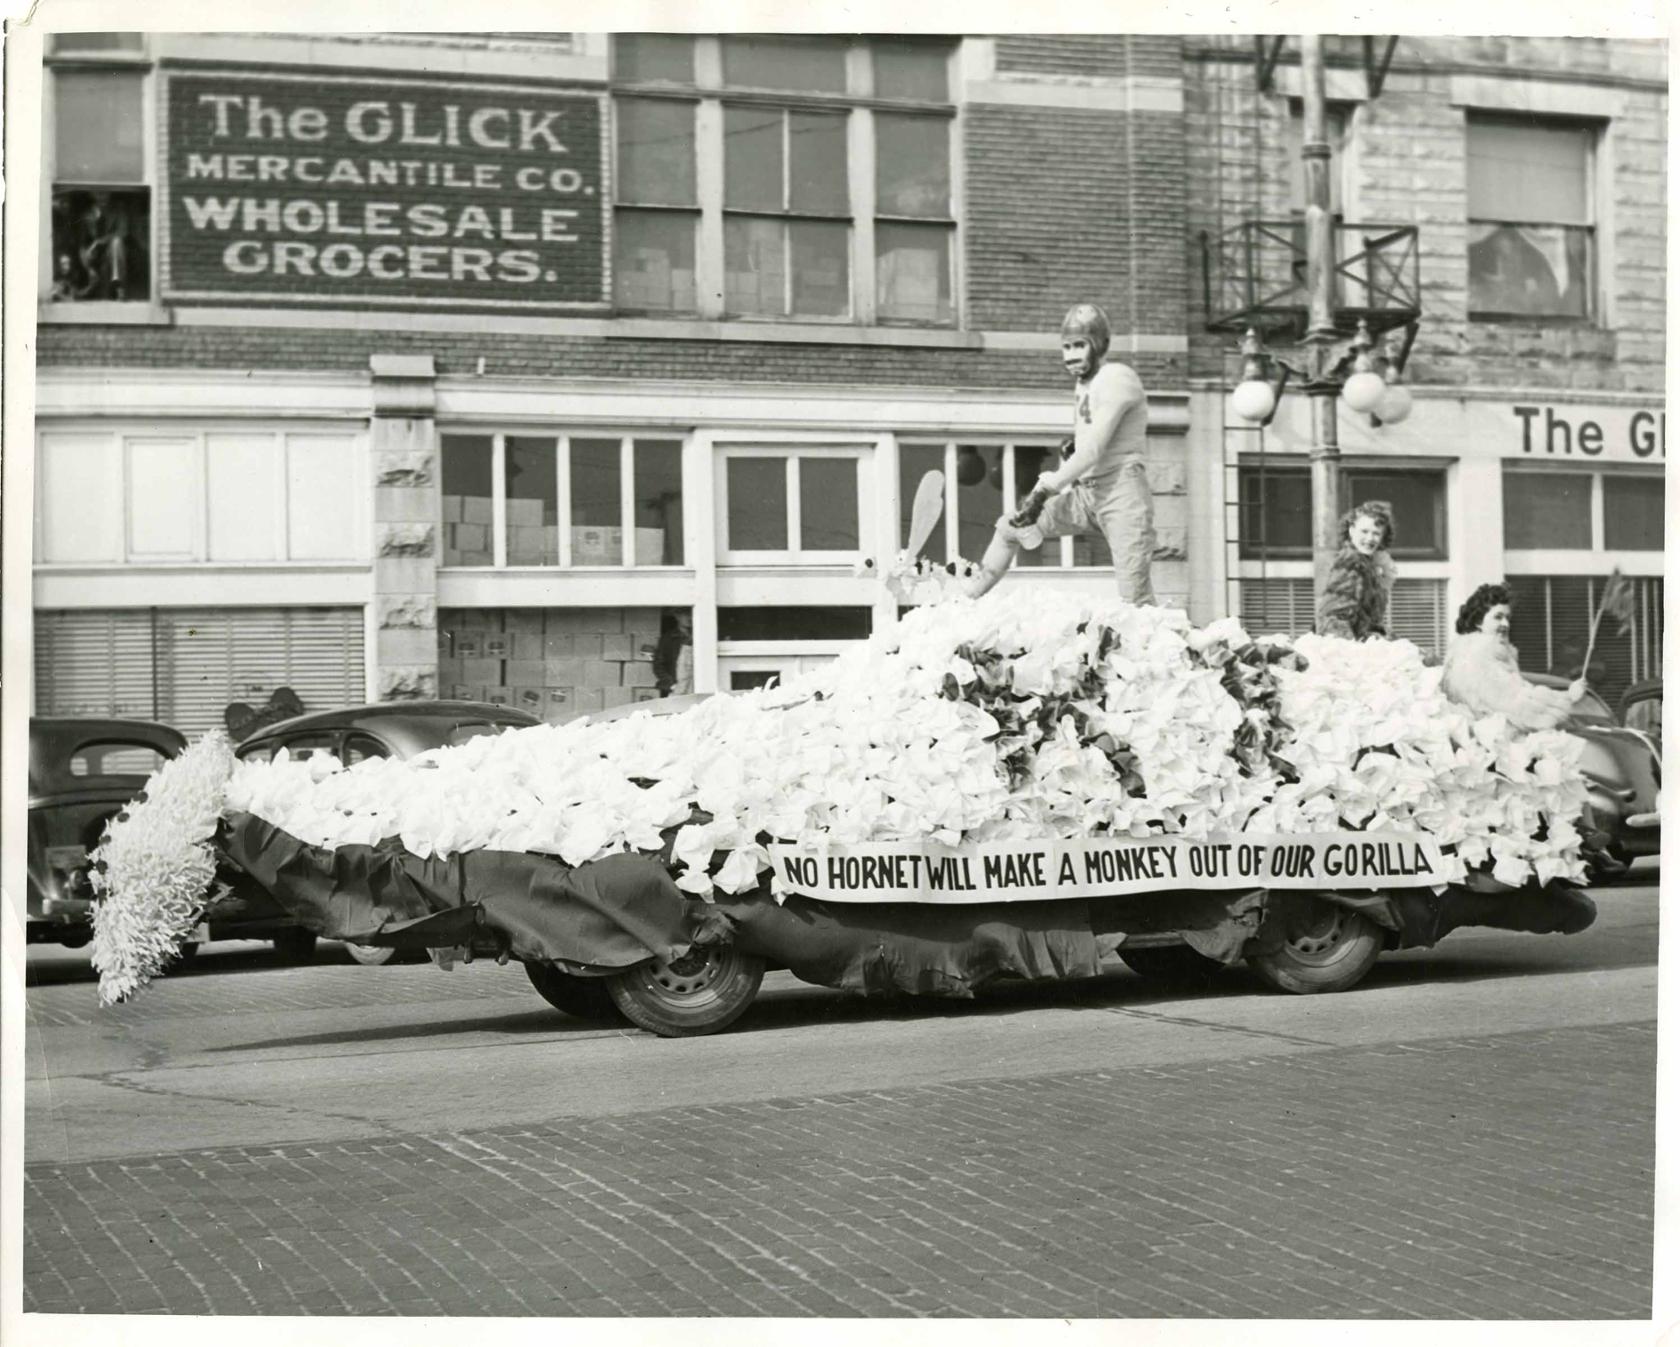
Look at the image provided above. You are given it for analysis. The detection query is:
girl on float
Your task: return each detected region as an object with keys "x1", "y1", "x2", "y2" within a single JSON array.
[{"x1": 1315, "y1": 500, "x2": 1396, "y2": 640}]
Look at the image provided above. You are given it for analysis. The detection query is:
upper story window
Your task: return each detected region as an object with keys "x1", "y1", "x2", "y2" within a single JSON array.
[
  {"x1": 47, "y1": 37, "x2": 153, "y2": 304},
  {"x1": 1466, "y1": 114, "x2": 1596, "y2": 323},
  {"x1": 1502, "y1": 466, "x2": 1663, "y2": 552},
  {"x1": 611, "y1": 34, "x2": 957, "y2": 326}
]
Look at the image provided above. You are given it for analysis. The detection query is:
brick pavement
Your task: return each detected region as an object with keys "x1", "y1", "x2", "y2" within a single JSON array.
[{"x1": 24, "y1": 1021, "x2": 1654, "y2": 1319}]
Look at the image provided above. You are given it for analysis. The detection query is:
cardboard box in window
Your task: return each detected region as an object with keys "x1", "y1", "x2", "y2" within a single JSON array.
[
  {"x1": 504, "y1": 660, "x2": 547, "y2": 687},
  {"x1": 451, "y1": 523, "x2": 489, "y2": 554},
  {"x1": 450, "y1": 609, "x2": 495, "y2": 630},
  {"x1": 571, "y1": 525, "x2": 622, "y2": 565},
  {"x1": 632, "y1": 687, "x2": 662, "y2": 702},
  {"x1": 546, "y1": 609, "x2": 621, "y2": 634},
  {"x1": 483, "y1": 634, "x2": 511, "y2": 659},
  {"x1": 454, "y1": 634, "x2": 483, "y2": 658},
  {"x1": 621, "y1": 660, "x2": 657, "y2": 689},
  {"x1": 601, "y1": 634, "x2": 633, "y2": 661},
  {"x1": 449, "y1": 684, "x2": 485, "y2": 703},
  {"x1": 544, "y1": 657, "x2": 584, "y2": 686},
  {"x1": 544, "y1": 687, "x2": 572, "y2": 711},
  {"x1": 572, "y1": 687, "x2": 605, "y2": 713},
  {"x1": 507, "y1": 527, "x2": 546, "y2": 566},
  {"x1": 437, "y1": 657, "x2": 464, "y2": 683},
  {"x1": 483, "y1": 686, "x2": 514, "y2": 707},
  {"x1": 633, "y1": 642, "x2": 657, "y2": 663},
  {"x1": 512, "y1": 687, "x2": 545, "y2": 714},
  {"x1": 633, "y1": 527, "x2": 666, "y2": 565},
  {"x1": 441, "y1": 494, "x2": 463, "y2": 523},
  {"x1": 506, "y1": 610, "x2": 545, "y2": 634},
  {"x1": 568, "y1": 633, "x2": 604, "y2": 658},
  {"x1": 462, "y1": 495, "x2": 494, "y2": 524},
  {"x1": 505, "y1": 632, "x2": 541, "y2": 661},
  {"x1": 601, "y1": 686, "x2": 635, "y2": 709},
  {"x1": 460, "y1": 658, "x2": 503, "y2": 684},
  {"x1": 506, "y1": 497, "x2": 544, "y2": 527},
  {"x1": 579, "y1": 659, "x2": 618, "y2": 688}
]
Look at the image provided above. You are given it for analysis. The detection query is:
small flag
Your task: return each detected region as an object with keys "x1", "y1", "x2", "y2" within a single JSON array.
[{"x1": 1597, "y1": 569, "x2": 1636, "y2": 636}]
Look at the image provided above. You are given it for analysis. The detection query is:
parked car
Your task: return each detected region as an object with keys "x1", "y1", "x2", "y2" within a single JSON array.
[
  {"x1": 232, "y1": 700, "x2": 542, "y2": 963},
  {"x1": 26, "y1": 718, "x2": 314, "y2": 958},
  {"x1": 1525, "y1": 673, "x2": 1661, "y2": 870}
]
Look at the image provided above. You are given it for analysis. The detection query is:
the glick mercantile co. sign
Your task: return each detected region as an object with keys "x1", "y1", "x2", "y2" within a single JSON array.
[{"x1": 163, "y1": 69, "x2": 607, "y2": 309}]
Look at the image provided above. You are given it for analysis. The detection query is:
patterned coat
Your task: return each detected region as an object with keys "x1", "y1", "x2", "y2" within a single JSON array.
[{"x1": 1315, "y1": 546, "x2": 1395, "y2": 640}]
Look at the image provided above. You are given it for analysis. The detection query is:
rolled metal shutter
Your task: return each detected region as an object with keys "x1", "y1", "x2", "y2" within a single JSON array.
[
  {"x1": 1388, "y1": 579, "x2": 1447, "y2": 662},
  {"x1": 33, "y1": 607, "x2": 365, "y2": 739},
  {"x1": 1239, "y1": 576, "x2": 1446, "y2": 658},
  {"x1": 1238, "y1": 577, "x2": 1314, "y2": 640}
]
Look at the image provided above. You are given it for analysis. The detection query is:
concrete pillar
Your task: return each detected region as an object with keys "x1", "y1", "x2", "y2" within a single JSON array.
[{"x1": 369, "y1": 354, "x2": 440, "y2": 701}]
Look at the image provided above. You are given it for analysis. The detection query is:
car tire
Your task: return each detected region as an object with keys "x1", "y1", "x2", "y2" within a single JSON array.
[
  {"x1": 524, "y1": 961, "x2": 622, "y2": 1022},
  {"x1": 345, "y1": 942, "x2": 398, "y2": 966},
  {"x1": 1246, "y1": 895, "x2": 1383, "y2": 995},
  {"x1": 271, "y1": 928, "x2": 318, "y2": 964},
  {"x1": 606, "y1": 945, "x2": 765, "y2": 1037},
  {"x1": 1118, "y1": 943, "x2": 1225, "y2": 987}
]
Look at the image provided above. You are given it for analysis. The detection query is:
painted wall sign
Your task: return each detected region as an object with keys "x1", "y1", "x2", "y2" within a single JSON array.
[
  {"x1": 1511, "y1": 404, "x2": 1665, "y2": 460},
  {"x1": 163, "y1": 69, "x2": 608, "y2": 309},
  {"x1": 769, "y1": 832, "x2": 1453, "y2": 904}
]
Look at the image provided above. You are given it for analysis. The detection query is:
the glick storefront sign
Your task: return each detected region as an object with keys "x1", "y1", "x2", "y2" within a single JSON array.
[{"x1": 163, "y1": 69, "x2": 607, "y2": 309}]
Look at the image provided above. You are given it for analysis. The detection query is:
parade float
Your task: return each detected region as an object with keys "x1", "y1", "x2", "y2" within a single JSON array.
[{"x1": 89, "y1": 542, "x2": 1598, "y2": 1034}]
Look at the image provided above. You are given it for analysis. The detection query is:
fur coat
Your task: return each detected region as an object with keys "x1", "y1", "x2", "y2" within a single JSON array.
[
  {"x1": 1315, "y1": 546, "x2": 1395, "y2": 640},
  {"x1": 1440, "y1": 631, "x2": 1576, "y2": 731}
]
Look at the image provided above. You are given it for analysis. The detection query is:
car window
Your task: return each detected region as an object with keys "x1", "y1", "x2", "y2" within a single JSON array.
[
  {"x1": 446, "y1": 722, "x2": 510, "y2": 746},
  {"x1": 69, "y1": 741, "x2": 172, "y2": 776},
  {"x1": 277, "y1": 732, "x2": 341, "y2": 761},
  {"x1": 1625, "y1": 695, "x2": 1662, "y2": 735},
  {"x1": 343, "y1": 734, "x2": 391, "y2": 765}
]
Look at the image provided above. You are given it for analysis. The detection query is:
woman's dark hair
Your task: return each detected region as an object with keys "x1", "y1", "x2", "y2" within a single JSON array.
[
  {"x1": 1456, "y1": 582, "x2": 1512, "y2": 635},
  {"x1": 1338, "y1": 500, "x2": 1394, "y2": 551}
]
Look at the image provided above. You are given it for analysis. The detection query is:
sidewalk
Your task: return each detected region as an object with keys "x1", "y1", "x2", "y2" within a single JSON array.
[{"x1": 24, "y1": 1020, "x2": 1654, "y2": 1319}]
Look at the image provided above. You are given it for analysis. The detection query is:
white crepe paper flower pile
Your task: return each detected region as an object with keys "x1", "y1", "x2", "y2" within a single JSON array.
[
  {"x1": 88, "y1": 730, "x2": 236, "y2": 1004},
  {"x1": 97, "y1": 586, "x2": 1591, "y2": 963}
]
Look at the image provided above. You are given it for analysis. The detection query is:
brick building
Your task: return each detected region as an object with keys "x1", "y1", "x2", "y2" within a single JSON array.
[{"x1": 27, "y1": 32, "x2": 1666, "y2": 733}]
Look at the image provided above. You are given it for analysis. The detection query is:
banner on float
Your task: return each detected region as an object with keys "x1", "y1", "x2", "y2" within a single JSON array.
[{"x1": 769, "y1": 833, "x2": 1451, "y2": 904}]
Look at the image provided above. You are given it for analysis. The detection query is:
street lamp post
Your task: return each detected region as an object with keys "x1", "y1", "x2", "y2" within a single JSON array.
[{"x1": 1298, "y1": 36, "x2": 1343, "y2": 599}]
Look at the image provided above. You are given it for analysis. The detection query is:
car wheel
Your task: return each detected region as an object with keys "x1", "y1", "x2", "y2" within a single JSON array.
[
  {"x1": 523, "y1": 961, "x2": 622, "y2": 1022},
  {"x1": 1246, "y1": 895, "x2": 1383, "y2": 995},
  {"x1": 345, "y1": 942, "x2": 398, "y2": 966},
  {"x1": 1118, "y1": 943, "x2": 1225, "y2": 987},
  {"x1": 606, "y1": 945, "x2": 765, "y2": 1037},
  {"x1": 271, "y1": 928, "x2": 318, "y2": 964}
]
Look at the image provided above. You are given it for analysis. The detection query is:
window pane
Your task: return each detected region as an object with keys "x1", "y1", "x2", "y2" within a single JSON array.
[
  {"x1": 1467, "y1": 118, "x2": 1590, "y2": 224},
  {"x1": 55, "y1": 70, "x2": 144, "y2": 182},
  {"x1": 899, "y1": 443, "x2": 945, "y2": 562},
  {"x1": 955, "y1": 445, "x2": 1004, "y2": 563},
  {"x1": 1343, "y1": 469, "x2": 1446, "y2": 558},
  {"x1": 725, "y1": 216, "x2": 786, "y2": 315},
  {"x1": 724, "y1": 106, "x2": 784, "y2": 211},
  {"x1": 727, "y1": 458, "x2": 788, "y2": 549},
  {"x1": 570, "y1": 439, "x2": 623, "y2": 567},
  {"x1": 1238, "y1": 466, "x2": 1313, "y2": 557},
  {"x1": 798, "y1": 458, "x2": 859, "y2": 550},
  {"x1": 50, "y1": 188, "x2": 151, "y2": 301},
  {"x1": 876, "y1": 114, "x2": 950, "y2": 217},
  {"x1": 616, "y1": 98, "x2": 695, "y2": 205},
  {"x1": 1014, "y1": 446, "x2": 1063, "y2": 568},
  {"x1": 1602, "y1": 474, "x2": 1664, "y2": 551},
  {"x1": 722, "y1": 36, "x2": 847, "y2": 93},
  {"x1": 441, "y1": 434, "x2": 494, "y2": 566},
  {"x1": 633, "y1": 438, "x2": 684, "y2": 565},
  {"x1": 718, "y1": 607, "x2": 871, "y2": 641},
  {"x1": 873, "y1": 41, "x2": 949, "y2": 101},
  {"x1": 206, "y1": 434, "x2": 280, "y2": 562},
  {"x1": 613, "y1": 209, "x2": 696, "y2": 311},
  {"x1": 506, "y1": 436, "x2": 558, "y2": 565},
  {"x1": 790, "y1": 221, "x2": 849, "y2": 317},
  {"x1": 1503, "y1": 472, "x2": 1592, "y2": 549},
  {"x1": 788, "y1": 112, "x2": 848, "y2": 214},
  {"x1": 49, "y1": 32, "x2": 144, "y2": 54},
  {"x1": 614, "y1": 34, "x2": 694, "y2": 83},
  {"x1": 1468, "y1": 222, "x2": 1591, "y2": 319},
  {"x1": 876, "y1": 222, "x2": 953, "y2": 323}
]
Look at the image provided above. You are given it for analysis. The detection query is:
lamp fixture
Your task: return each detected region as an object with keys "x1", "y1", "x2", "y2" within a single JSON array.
[{"x1": 1231, "y1": 319, "x2": 1418, "y2": 429}]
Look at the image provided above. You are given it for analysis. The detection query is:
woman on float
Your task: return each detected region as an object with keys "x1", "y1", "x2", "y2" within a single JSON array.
[
  {"x1": 1441, "y1": 583, "x2": 1587, "y2": 731},
  {"x1": 1315, "y1": 500, "x2": 1396, "y2": 640}
]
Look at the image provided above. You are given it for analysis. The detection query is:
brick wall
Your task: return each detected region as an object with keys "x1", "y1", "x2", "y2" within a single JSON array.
[
  {"x1": 1184, "y1": 36, "x2": 1667, "y2": 393},
  {"x1": 36, "y1": 324, "x2": 1186, "y2": 391}
]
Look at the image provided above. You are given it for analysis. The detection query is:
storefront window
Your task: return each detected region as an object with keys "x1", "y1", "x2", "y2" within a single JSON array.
[
  {"x1": 441, "y1": 434, "x2": 494, "y2": 566},
  {"x1": 798, "y1": 458, "x2": 860, "y2": 550},
  {"x1": 505, "y1": 437, "x2": 559, "y2": 566},
  {"x1": 569, "y1": 437, "x2": 623, "y2": 563},
  {"x1": 1239, "y1": 464, "x2": 1447, "y2": 559},
  {"x1": 1502, "y1": 471, "x2": 1593, "y2": 550},
  {"x1": 633, "y1": 439, "x2": 685, "y2": 565},
  {"x1": 717, "y1": 607, "x2": 872, "y2": 641},
  {"x1": 725, "y1": 458, "x2": 789, "y2": 550},
  {"x1": 1508, "y1": 575, "x2": 1664, "y2": 704},
  {"x1": 1601, "y1": 474, "x2": 1664, "y2": 551},
  {"x1": 722, "y1": 451, "x2": 863, "y2": 558}
]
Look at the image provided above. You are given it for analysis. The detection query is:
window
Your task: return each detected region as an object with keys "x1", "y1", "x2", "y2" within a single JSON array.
[
  {"x1": 719, "y1": 449, "x2": 865, "y2": 560},
  {"x1": 1467, "y1": 115, "x2": 1596, "y2": 321},
  {"x1": 35, "y1": 428, "x2": 363, "y2": 565},
  {"x1": 1237, "y1": 463, "x2": 1448, "y2": 560},
  {"x1": 440, "y1": 433, "x2": 685, "y2": 569},
  {"x1": 47, "y1": 42, "x2": 152, "y2": 303},
  {"x1": 68, "y1": 741, "x2": 171, "y2": 777},
  {"x1": 900, "y1": 441, "x2": 1100, "y2": 569},
  {"x1": 343, "y1": 734, "x2": 390, "y2": 765},
  {"x1": 1507, "y1": 574, "x2": 1664, "y2": 705},
  {"x1": 612, "y1": 34, "x2": 957, "y2": 325},
  {"x1": 1502, "y1": 467, "x2": 1661, "y2": 553},
  {"x1": 1238, "y1": 577, "x2": 1449, "y2": 659}
]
